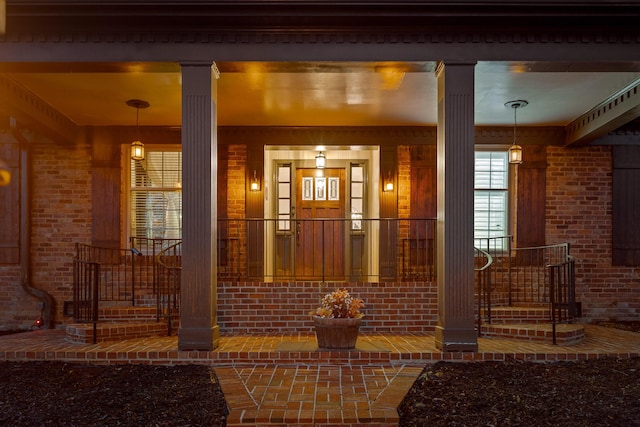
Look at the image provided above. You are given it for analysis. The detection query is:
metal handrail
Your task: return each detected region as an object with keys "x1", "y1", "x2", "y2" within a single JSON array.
[
  {"x1": 474, "y1": 247, "x2": 493, "y2": 337},
  {"x1": 156, "y1": 241, "x2": 181, "y2": 335},
  {"x1": 548, "y1": 254, "x2": 577, "y2": 344}
]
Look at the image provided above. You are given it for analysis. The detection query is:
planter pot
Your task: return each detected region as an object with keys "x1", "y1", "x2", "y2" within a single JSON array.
[{"x1": 312, "y1": 316, "x2": 362, "y2": 349}]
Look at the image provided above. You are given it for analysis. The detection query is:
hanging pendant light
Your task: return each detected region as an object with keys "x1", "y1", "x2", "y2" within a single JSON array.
[
  {"x1": 127, "y1": 99, "x2": 150, "y2": 161},
  {"x1": 505, "y1": 100, "x2": 528, "y2": 165},
  {"x1": 315, "y1": 151, "x2": 326, "y2": 169}
]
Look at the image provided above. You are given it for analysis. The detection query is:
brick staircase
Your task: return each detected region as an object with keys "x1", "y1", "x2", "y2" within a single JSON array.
[
  {"x1": 479, "y1": 304, "x2": 585, "y2": 345},
  {"x1": 66, "y1": 304, "x2": 171, "y2": 344}
]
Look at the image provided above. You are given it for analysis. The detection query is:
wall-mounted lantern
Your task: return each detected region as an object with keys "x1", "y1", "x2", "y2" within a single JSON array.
[
  {"x1": 0, "y1": 158, "x2": 10, "y2": 186},
  {"x1": 250, "y1": 170, "x2": 261, "y2": 191}
]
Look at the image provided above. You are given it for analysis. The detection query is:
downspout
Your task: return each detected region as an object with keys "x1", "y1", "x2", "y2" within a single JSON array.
[{"x1": 12, "y1": 118, "x2": 55, "y2": 329}]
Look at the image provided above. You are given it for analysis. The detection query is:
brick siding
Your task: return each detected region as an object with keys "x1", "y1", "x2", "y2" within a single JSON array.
[
  {"x1": 217, "y1": 281, "x2": 438, "y2": 333},
  {"x1": 2, "y1": 140, "x2": 640, "y2": 331},
  {"x1": 0, "y1": 140, "x2": 92, "y2": 330},
  {"x1": 546, "y1": 145, "x2": 640, "y2": 321}
]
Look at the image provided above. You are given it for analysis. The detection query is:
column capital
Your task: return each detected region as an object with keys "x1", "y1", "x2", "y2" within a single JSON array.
[{"x1": 435, "y1": 60, "x2": 477, "y2": 77}]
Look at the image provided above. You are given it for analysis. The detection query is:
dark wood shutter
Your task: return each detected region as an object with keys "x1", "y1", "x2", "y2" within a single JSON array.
[
  {"x1": 516, "y1": 145, "x2": 546, "y2": 248},
  {"x1": 407, "y1": 145, "x2": 436, "y2": 277},
  {"x1": 410, "y1": 145, "x2": 437, "y2": 220},
  {"x1": 91, "y1": 138, "x2": 121, "y2": 248},
  {"x1": 612, "y1": 146, "x2": 640, "y2": 266},
  {"x1": 0, "y1": 141, "x2": 20, "y2": 264}
]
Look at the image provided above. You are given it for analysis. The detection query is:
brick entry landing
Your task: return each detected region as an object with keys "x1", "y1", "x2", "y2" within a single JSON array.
[{"x1": 1, "y1": 326, "x2": 639, "y2": 426}]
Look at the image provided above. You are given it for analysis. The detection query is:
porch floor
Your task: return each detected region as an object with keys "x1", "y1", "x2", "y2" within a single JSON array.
[{"x1": 1, "y1": 325, "x2": 639, "y2": 427}]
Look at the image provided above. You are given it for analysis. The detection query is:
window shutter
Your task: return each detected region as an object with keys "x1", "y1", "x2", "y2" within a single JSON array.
[
  {"x1": 612, "y1": 146, "x2": 640, "y2": 266},
  {"x1": 0, "y1": 141, "x2": 19, "y2": 264},
  {"x1": 516, "y1": 145, "x2": 546, "y2": 248}
]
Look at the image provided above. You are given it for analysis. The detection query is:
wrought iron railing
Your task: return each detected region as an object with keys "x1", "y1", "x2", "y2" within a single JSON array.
[
  {"x1": 548, "y1": 255, "x2": 577, "y2": 344},
  {"x1": 74, "y1": 243, "x2": 140, "y2": 303},
  {"x1": 226, "y1": 217, "x2": 437, "y2": 282},
  {"x1": 474, "y1": 237, "x2": 578, "y2": 343},
  {"x1": 474, "y1": 246, "x2": 493, "y2": 337},
  {"x1": 73, "y1": 225, "x2": 576, "y2": 343},
  {"x1": 72, "y1": 258, "x2": 100, "y2": 343},
  {"x1": 155, "y1": 241, "x2": 181, "y2": 335}
]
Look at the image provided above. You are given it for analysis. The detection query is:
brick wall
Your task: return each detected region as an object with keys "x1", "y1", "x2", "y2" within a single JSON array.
[
  {"x1": 0, "y1": 140, "x2": 92, "y2": 330},
  {"x1": 217, "y1": 281, "x2": 438, "y2": 333},
  {"x1": 398, "y1": 146, "x2": 411, "y2": 219},
  {"x1": 546, "y1": 145, "x2": 640, "y2": 321}
]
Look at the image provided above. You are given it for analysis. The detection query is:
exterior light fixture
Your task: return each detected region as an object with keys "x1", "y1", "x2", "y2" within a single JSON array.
[
  {"x1": 250, "y1": 170, "x2": 260, "y2": 191},
  {"x1": 384, "y1": 171, "x2": 394, "y2": 191},
  {"x1": 505, "y1": 100, "x2": 527, "y2": 165},
  {"x1": 0, "y1": 158, "x2": 10, "y2": 186},
  {"x1": 315, "y1": 151, "x2": 326, "y2": 169},
  {"x1": 127, "y1": 99, "x2": 150, "y2": 161}
]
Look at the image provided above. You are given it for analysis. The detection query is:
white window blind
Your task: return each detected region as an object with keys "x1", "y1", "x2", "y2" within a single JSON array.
[
  {"x1": 130, "y1": 150, "x2": 182, "y2": 239},
  {"x1": 474, "y1": 151, "x2": 508, "y2": 240}
]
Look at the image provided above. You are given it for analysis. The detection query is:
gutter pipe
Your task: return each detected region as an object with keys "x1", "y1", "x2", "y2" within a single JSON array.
[{"x1": 12, "y1": 118, "x2": 55, "y2": 329}]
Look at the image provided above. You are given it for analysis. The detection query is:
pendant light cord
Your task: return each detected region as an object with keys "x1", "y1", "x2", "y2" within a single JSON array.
[{"x1": 513, "y1": 104, "x2": 518, "y2": 146}]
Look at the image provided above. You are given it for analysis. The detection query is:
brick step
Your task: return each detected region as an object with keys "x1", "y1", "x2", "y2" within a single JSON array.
[
  {"x1": 98, "y1": 306, "x2": 160, "y2": 322},
  {"x1": 482, "y1": 305, "x2": 551, "y2": 324},
  {"x1": 480, "y1": 323, "x2": 585, "y2": 345},
  {"x1": 66, "y1": 321, "x2": 169, "y2": 344}
]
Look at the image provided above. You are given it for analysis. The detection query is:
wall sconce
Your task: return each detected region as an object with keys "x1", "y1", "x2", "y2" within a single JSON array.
[
  {"x1": 384, "y1": 171, "x2": 394, "y2": 191},
  {"x1": 315, "y1": 151, "x2": 326, "y2": 169},
  {"x1": 0, "y1": 158, "x2": 10, "y2": 186},
  {"x1": 127, "y1": 99, "x2": 150, "y2": 161},
  {"x1": 505, "y1": 99, "x2": 527, "y2": 165},
  {"x1": 250, "y1": 170, "x2": 260, "y2": 191}
]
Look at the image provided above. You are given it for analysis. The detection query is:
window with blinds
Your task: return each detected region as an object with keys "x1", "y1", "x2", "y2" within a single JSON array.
[
  {"x1": 474, "y1": 151, "x2": 508, "y2": 240},
  {"x1": 130, "y1": 150, "x2": 182, "y2": 239}
]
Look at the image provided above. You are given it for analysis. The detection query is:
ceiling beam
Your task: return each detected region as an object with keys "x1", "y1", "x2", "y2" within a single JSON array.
[
  {"x1": 565, "y1": 78, "x2": 640, "y2": 146},
  {"x1": 0, "y1": 74, "x2": 78, "y2": 144}
]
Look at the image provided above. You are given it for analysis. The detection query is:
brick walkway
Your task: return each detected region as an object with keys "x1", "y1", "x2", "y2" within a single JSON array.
[{"x1": 1, "y1": 325, "x2": 639, "y2": 426}]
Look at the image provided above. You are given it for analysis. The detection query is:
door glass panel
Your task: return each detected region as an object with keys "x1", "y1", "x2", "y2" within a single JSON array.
[{"x1": 277, "y1": 164, "x2": 291, "y2": 231}]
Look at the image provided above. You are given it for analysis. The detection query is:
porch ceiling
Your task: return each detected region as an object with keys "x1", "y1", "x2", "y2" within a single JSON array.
[{"x1": 3, "y1": 60, "x2": 640, "y2": 141}]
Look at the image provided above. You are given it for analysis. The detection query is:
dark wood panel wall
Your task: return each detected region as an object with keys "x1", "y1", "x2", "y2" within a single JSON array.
[
  {"x1": 245, "y1": 142, "x2": 264, "y2": 277},
  {"x1": 379, "y1": 144, "x2": 398, "y2": 278}
]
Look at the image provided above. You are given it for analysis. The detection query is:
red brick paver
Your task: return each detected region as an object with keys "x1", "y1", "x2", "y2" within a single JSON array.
[{"x1": 1, "y1": 326, "x2": 639, "y2": 426}]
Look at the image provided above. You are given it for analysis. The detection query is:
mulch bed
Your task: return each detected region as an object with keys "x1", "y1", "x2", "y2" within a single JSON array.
[
  {"x1": 0, "y1": 362, "x2": 227, "y2": 427},
  {"x1": 398, "y1": 357, "x2": 640, "y2": 427},
  {"x1": 1, "y1": 321, "x2": 638, "y2": 426},
  {"x1": 399, "y1": 321, "x2": 640, "y2": 427}
]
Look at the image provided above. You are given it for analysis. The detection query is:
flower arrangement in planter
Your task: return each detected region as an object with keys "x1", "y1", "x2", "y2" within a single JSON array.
[
  {"x1": 310, "y1": 288, "x2": 365, "y2": 349},
  {"x1": 310, "y1": 288, "x2": 365, "y2": 319}
]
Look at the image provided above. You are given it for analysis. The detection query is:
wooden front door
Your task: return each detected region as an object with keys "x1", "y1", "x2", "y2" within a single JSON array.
[{"x1": 295, "y1": 168, "x2": 345, "y2": 280}]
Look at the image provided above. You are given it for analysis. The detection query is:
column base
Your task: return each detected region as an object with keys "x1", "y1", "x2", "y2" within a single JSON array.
[
  {"x1": 434, "y1": 325, "x2": 478, "y2": 352},
  {"x1": 178, "y1": 325, "x2": 220, "y2": 351}
]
